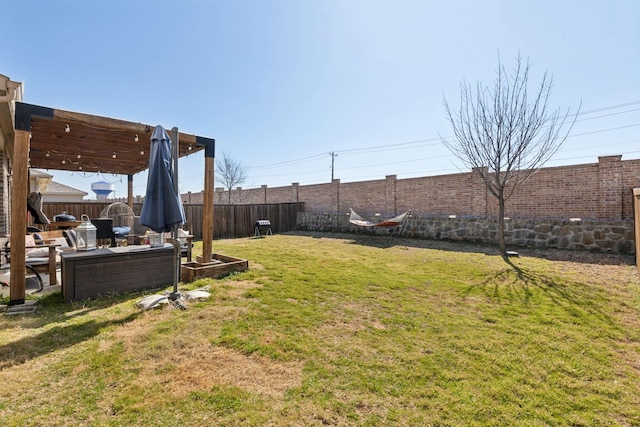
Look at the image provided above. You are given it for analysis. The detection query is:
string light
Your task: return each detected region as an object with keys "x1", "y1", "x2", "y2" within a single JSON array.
[
  {"x1": 45, "y1": 151, "x2": 50, "y2": 157},
  {"x1": 135, "y1": 134, "x2": 139, "y2": 142},
  {"x1": 65, "y1": 124, "x2": 70, "y2": 133},
  {"x1": 188, "y1": 144, "x2": 193, "y2": 151},
  {"x1": 112, "y1": 152, "x2": 117, "y2": 159},
  {"x1": 77, "y1": 152, "x2": 82, "y2": 159}
]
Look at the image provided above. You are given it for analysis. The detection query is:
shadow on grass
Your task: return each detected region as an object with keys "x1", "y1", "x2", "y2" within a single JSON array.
[
  {"x1": 0, "y1": 289, "x2": 149, "y2": 368},
  {"x1": 297, "y1": 230, "x2": 495, "y2": 252},
  {"x1": 291, "y1": 230, "x2": 635, "y2": 266},
  {"x1": 0, "y1": 305, "x2": 141, "y2": 369},
  {"x1": 472, "y1": 259, "x2": 621, "y2": 331}
]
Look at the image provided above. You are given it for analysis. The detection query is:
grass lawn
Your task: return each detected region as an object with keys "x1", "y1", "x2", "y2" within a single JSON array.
[{"x1": 1, "y1": 231, "x2": 639, "y2": 426}]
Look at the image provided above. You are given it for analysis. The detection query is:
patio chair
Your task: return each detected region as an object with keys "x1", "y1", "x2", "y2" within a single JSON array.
[
  {"x1": 177, "y1": 228, "x2": 193, "y2": 262},
  {"x1": 1, "y1": 237, "x2": 50, "y2": 291},
  {"x1": 100, "y1": 202, "x2": 134, "y2": 243},
  {"x1": 23, "y1": 233, "x2": 68, "y2": 290},
  {"x1": 90, "y1": 218, "x2": 116, "y2": 247}
]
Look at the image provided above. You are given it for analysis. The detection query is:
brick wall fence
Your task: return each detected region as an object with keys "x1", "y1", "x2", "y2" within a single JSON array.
[
  {"x1": 194, "y1": 155, "x2": 640, "y2": 222},
  {"x1": 183, "y1": 155, "x2": 640, "y2": 254}
]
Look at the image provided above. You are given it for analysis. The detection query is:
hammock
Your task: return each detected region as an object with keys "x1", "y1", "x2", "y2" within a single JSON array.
[{"x1": 349, "y1": 208, "x2": 411, "y2": 228}]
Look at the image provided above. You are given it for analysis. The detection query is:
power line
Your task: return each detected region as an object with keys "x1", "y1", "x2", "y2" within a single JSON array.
[
  {"x1": 573, "y1": 107, "x2": 640, "y2": 123},
  {"x1": 575, "y1": 100, "x2": 640, "y2": 116},
  {"x1": 566, "y1": 123, "x2": 640, "y2": 139},
  {"x1": 331, "y1": 100, "x2": 640, "y2": 156},
  {"x1": 336, "y1": 136, "x2": 442, "y2": 154},
  {"x1": 249, "y1": 153, "x2": 327, "y2": 170},
  {"x1": 246, "y1": 100, "x2": 640, "y2": 171}
]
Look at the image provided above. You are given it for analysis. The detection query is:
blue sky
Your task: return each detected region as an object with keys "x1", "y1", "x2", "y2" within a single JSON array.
[{"x1": 2, "y1": 0, "x2": 639, "y2": 199}]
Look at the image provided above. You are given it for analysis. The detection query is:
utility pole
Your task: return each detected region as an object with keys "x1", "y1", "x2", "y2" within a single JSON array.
[{"x1": 330, "y1": 151, "x2": 338, "y2": 181}]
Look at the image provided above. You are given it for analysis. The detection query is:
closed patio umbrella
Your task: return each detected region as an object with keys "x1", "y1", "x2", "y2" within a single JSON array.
[
  {"x1": 140, "y1": 125, "x2": 185, "y2": 297},
  {"x1": 140, "y1": 125, "x2": 185, "y2": 233}
]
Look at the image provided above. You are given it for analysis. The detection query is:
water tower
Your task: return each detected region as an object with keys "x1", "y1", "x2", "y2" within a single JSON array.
[{"x1": 91, "y1": 181, "x2": 114, "y2": 201}]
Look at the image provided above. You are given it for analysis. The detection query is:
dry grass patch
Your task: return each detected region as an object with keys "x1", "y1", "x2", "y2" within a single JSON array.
[
  {"x1": 221, "y1": 279, "x2": 263, "y2": 299},
  {"x1": 98, "y1": 280, "x2": 301, "y2": 401},
  {"x1": 321, "y1": 300, "x2": 387, "y2": 333},
  {"x1": 134, "y1": 343, "x2": 302, "y2": 399},
  {"x1": 248, "y1": 261, "x2": 265, "y2": 269}
]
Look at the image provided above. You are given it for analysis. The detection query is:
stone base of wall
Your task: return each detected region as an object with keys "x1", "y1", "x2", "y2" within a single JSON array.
[{"x1": 296, "y1": 213, "x2": 635, "y2": 254}]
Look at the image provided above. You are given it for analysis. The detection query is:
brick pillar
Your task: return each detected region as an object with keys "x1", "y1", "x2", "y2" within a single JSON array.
[
  {"x1": 385, "y1": 175, "x2": 397, "y2": 214},
  {"x1": 598, "y1": 155, "x2": 623, "y2": 220},
  {"x1": 292, "y1": 182, "x2": 299, "y2": 203}
]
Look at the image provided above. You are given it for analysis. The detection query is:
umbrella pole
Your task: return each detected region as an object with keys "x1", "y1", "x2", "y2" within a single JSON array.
[
  {"x1": 171, "y1": 127, "x2": 180, "y2": 294},
  {"x1": 171, "y1": 226, "x2": 180, "y2": 294}
]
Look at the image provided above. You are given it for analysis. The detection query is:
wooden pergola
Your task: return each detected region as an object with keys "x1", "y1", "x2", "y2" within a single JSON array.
[{"x1": 8, "y1": 102, "x2": 215, "y2": 305}]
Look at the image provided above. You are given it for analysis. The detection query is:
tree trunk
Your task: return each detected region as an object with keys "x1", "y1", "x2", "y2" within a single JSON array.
[{"x1": 497, "y1": 194, "x2": 507, "y2": 260}]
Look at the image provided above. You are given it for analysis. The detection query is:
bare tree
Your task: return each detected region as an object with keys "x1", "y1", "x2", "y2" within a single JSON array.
[
  {"x1": 442, "y1": 54, "x2": 579, "y2": 261},
  {"x1": 215, "y1": 152, "x2": 248, "y2": 204}
]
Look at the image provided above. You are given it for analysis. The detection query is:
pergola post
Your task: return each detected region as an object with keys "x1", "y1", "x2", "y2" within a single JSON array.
[
  {"x1": 127, "y1": 174, "x2": 133, "y2": 208},
  {"x1": 200, "y1": 137, "x2": 215, "y2": 262},
  {"x1": 9, "y1": 129, "x2": 30, "y2": 304}
]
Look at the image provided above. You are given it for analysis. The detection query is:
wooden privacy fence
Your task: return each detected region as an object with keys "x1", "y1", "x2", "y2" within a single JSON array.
[
  {"x1": 40, "y1": 202, "x2": 119, "y2": 221},
  {"x1": 39, "y1": 201, "x2": 304, "y2": 240},
  {"x1": 186, "y1": 202, "x2": 304, "y2": 239}
]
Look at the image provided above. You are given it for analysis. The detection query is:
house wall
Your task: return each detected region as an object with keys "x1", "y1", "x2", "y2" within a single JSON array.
[
  {"x1": 42, "y1": 194, "x2": 86, "y2": 203},
  {"x1": 0, "y1": 106, "x2": 15, "y2": 257},
  {"x1": 0, "y1": 148, "x2": 9, "y2": 237}
]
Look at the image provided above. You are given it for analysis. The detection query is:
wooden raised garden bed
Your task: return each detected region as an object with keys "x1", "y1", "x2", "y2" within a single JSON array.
[{"x1": 181, "y1": 253, "x2": 249, "y2": 282}]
